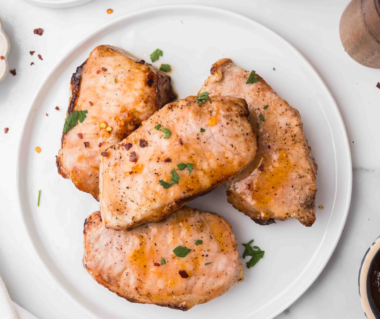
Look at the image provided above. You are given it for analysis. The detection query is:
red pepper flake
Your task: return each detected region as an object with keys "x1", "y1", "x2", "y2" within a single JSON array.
[
  {"x1": 31, "y1": 62, "x2": 34, "y2": 66},
  {"x1": 0, "y1": 56, "x2": 4, "y2": 60},
  {"x1": 101, "y1": 152, "x2": 108, "y2": 157},
  {"x1": 4, "y1": 128, "x2": 9, "y2": 134},
  {"x1": 377, "y1": 82, "x2": 380, "y2": 89},
  {"x1": 139, "y1": 139, "x2": 148, "y2": 147},
  {"x1": 46, "y1": 113, "x2": 48, "y2": 116},
  {"x1": 34, "y1": 28, "x2": 44, "y2": 36},
  {"x1": 179, "y1": 138, "x2": 183, "y2": 145},
  {"x1": 98, "y1": 143, "x2": 102, "y2": 147},
  {"x1": 10, "y1": 69, "x2": 16, "y2": 76},
  {"x1": 89, "y1": 101, "x2": 93, "y2": 106},
  {"x1": 102, "y1": 67, "x2": 107, "y2": 72},
  {"x1": 38, "y1": 54, "x2": 43, "y2": 60},
  {"x1": 30, "y1": 51, "x2": 35, "y2": 56},
  {"x1": 124, "y1": 143, "x2": 132, "y2": 151},
  {"x1": 55, "y1": 106, "x2": 59, "y2": 110},
  {"x1": 96, "y1": 70, "x2": 100, "y2": 74},
  {"x1": 153, "y1": 262, "x2": 160, "y2": 266},
  {"x1": 78, "y1": 133, "x2": 83, "y2": 139},
  {"x1": 163, "y1": 158, "x2": 172, "y2": 162},
  {"x1": 179, "y1": 270, "x2": 189, "y2": 278},
  {"x1": 84, "y1": 142, "x2": 90, "y2": 148},
  {"x1": 130, "y1": 152, "x2": 138, "y2": 162}
]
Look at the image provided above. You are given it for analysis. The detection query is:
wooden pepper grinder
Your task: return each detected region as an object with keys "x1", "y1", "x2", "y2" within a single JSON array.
[{"x1": 340, "y1": 0, "x2": 380, "y2": 68}]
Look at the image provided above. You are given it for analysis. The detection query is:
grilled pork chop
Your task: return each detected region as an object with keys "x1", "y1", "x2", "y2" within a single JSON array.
[
  {"x1": 83, "y1": 207, "x2": 244, "y2": 311},
  {"x1": 200, "y1": 59, "x2": 317, "y2": 226},
  {"x1": 57, "y1": 45, "x2": 176, "y2": 200},
  {"x1": 100, "y1": 96, "x2": 257, "y2": 230}
]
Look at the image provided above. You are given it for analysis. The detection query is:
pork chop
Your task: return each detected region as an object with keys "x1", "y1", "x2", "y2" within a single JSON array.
[
  {"x1": 57, "y1": 45, "x2": 176, "y2": 200},
  {"x1": 100, "y1": 96, "x2": 257, "y2": 230},
  {"x1": 200, "y1": 59, "x2": 317, "y2": 226},
  {"x1": 83, "y1": 207, "x2": 244, "y2": 311}
]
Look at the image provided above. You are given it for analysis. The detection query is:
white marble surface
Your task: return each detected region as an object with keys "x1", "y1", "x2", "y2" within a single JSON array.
[{"x1": 0, "y1": 0, "x2": 378, "y2": 318}]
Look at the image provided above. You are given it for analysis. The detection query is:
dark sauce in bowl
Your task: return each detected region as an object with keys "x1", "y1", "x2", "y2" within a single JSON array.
[{"x1": 368, "y1": 249, "x2": 380, "y2": 318}]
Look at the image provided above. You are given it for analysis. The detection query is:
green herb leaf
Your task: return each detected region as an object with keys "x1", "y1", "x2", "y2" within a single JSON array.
[
  {"x1": 160, "y1": 127, "x2": 171, "y2": 139},
  {"x1": 170, "y1": 169, "x2": 179, "y2": 184},
  {"x1": 186, "y1": 163, "x2": 193, "y2": 174},
  {"x1": 259, "y1": 113, "x2": 265, "y2": 122},
  {"x1": 161, "y1": 257, "x2": 166, "y2": 265},
  {"x1": 205, "y1": 262, "x2": 212, "y2": 265},
  {"x1": 256, "y1": 123, "x2": 259, "y2": 129},
  {"x1": 159, "y1": 64, "x2": 171, "y2": 72},
  {"x1": 242, "y1": 239, "x2": 265, "y2": 269},
  {"x1": 37, "y1": 190, "x2": 41, "y2": 207},
  {"x1": 246, "y1": 70, "x2": 260, "y2": 84},
  {"x1": 197, "y1": 92, "x2": 210, "y2": 103},
  {"x1": 177, "y1": 163, "x2": 187, "y2": 170},
  {"x1": 159, "y1": 180, "x2": 172, "y2": 189},
  {"x1": 63, "y1": 110, "x2": 88, "y2": 133},
  {"x1": 273, "y1": 67, "x2": 276, "y2": 71},
  {"x1": 200, "y1": 128, "x2": 205, "y2": 133},
  {"x1": 150, "y1": 48, "x2": 163, "y2": 62},
  {"x1": 263, "y1": 105, "x2": 269, "y2": 109},
  {"x1": 248, "y1": 116, "x2": 251, "y2": 122},
  {"x1": 114, "y1": 77, "x2": 117, "y2": 83},
  {"x1": 154, "y1": 124, "x2": 161, "y2": 130},
  {"x1": 173, "y1": 246, "x2": 191, "y2": 258},
  {"x1": 195, "y1": 240, "x2": 203, "y2": 246}
]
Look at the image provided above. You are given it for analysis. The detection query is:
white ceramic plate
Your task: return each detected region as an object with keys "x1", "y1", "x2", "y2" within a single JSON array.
[
  {"x1": 22, "y1": 0, "x2": 92, "y2": 9},
  {"x1": 17, "y1": 5, "x2": 352, "y2": 319}
]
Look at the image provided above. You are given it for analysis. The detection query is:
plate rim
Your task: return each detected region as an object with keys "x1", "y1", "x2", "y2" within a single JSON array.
[{"x1": 16, "y1": 4, "x2": 353, "y2": 319}]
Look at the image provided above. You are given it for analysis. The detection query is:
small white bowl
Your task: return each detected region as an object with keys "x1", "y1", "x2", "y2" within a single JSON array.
[
  {"x1": 0, "y1": 18, "x2": 10, "y2": 82},
  {"x1": 359, "y1": 236, "x2": 380, "y2": 319}
]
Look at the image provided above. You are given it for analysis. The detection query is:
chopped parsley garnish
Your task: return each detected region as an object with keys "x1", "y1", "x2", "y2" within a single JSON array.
[
  {"x1": 259, "y1": 113, "x2": 265, "y2": 122},
  {"x1": 177, "y1": 163, "x2": 193, "y2": 173},
  {"x1": 205, "y1": 262, "x2": 212, "y2": 265},
  {"x1": 154, "y1": 124, "x2": 161, "y2": 130},
  {"x1": 256, "y1": 123, "x2": 259, "y2": 129},
  {"x1": 150, "y1": 48, "x2": 163, "y2": 62},
  {"x1": 170, "y1": 169, "x2": 179, "y2": 184},
  {"x1": 248, "y1": 116, "x2": 251, "y2": 121},
  {"x1": 159, "y1": 64, "x2": 171, "y2": 72},
  {"x1": 160, "y1": 127, "x2": 171, "y2": 139},
  {"x1": 63, "y1": 110, "x2": 88, "y2": 133},
  {"x1": 246, "y1": 70, "x2": 260, "y2": 84},
  {"x1": 159, "y1": 180, "x2": 172, "y2": 189},
  {"x1": 200, "y1": 128, "x2": 205, "y2": 133},
  {"x1": 197, "y1": 92, "x2": 210, "y2": 103},
  {"x1": 263, "y1": 105, "x2": 269, "y2": 109},
  {"x1": 161, "y1": 257, "x2": 166, "y2": 265},
  {"x1": 242, "y1": 240, "x2": 265, "y2": 269},
  {"x1": 114, "y1": 77, "x2": 117, "y2": 83},
  {"x1": 273, "y1": 67, "x2": 276, "y2": 71},
  {"x1": 173, "y1": 246, "x2": 191, "y2": 257},
  {"x1": 37, "y1": 190, "x2": 41, "y2": 207},
  {"x1": 195, "y1": 240, "x2": 203, "y2": 246}
]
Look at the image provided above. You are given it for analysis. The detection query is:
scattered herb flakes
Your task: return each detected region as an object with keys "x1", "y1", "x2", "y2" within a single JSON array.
[
  {"x1": 195, "y1": 240, "x2": 203, "y2": 246},
  {"x1": 273, "y1": 67, "x2": 276, "y2": 71},
  {"x1": 246, "y1": 70, "x2": 260, "y2": 84},
  {"x1": 114, "y1": 77, "x2": 117, "y2": 83},
  {"x1": 173, "y1": 246, "x2": 191, "y2": 257},
  {"x1": 161, "y1": 257, "x2": 166, "y2": 265},
  {"x1": 159, "y1": 64, "x2": 171, "y2": 72},
  {"x1": 160, "y1": 127, "x2": 171, "y2": 139},
  {"x1": 256, "y1": 123, "x2": 259, "y2": 129},
  {"x1": 377, "y1": 82, "x2": 380, "y2": 89},
  {"x1": 4, "y1": 128, "x2": 9, "y2": 134},
  {"x1": 205, "y1": 262, "x2": 212, "y2": 265},
  {"x1": 10, "y1": 69, "x2": 16, "y2": 76},
  {"x1": 159, "y1": 180, "x2": 172, "y2": 189},
  {"x1": 107, "y1": 8, "x2": 114, "y2": 14},
  {"x1": 177, "y1": 163, "x2": 187, "y2": 170},
  {"x1": 186, "y1": 163, "x2": 193, "y2": 173},
  {"x1": 248, "y1": 116, "x2": 251, "y2": 122},
  {"x1": 242, "y1": 240, "x2": 265, "y2": 269},
  {"x1": 263, "y1": 105, "x2": 269, "y2": 109},
  {"x1": 318, "y1": 205, "x2": 324, "y2": 209},
  {"x1": 259, "y1": 113, "x2": 265, "y2": 122},
  {"x1": 170, "y1": 169, "x2": 180, "y2": 184},
  {"x1": 37, "y1": 190, "x2": 41, "y2": 207},
  {"x1": 38, "y1": 54, "x2": 43, "y2": 60},
  {"x1": 200, "y1": 128, "x2": 205, "y2": 133},
  {"x1": 154, "y1": 124, "x2": 161, "y2": 130},
  {"x1": 197, "y1": 92, "x2": 210, "y2": 103},
  {"x1": 34, "y1": 28, "x2": 44, "y2": 36},
  {"x1": 30, "y1": 51, "x2": 35, "y2": 56},
  {"x1": 63, "y1": 110, "x2": 88, "y2": 133},
  {"x1": 150, "y1": 48, "x2": 163, "y2": 62}
]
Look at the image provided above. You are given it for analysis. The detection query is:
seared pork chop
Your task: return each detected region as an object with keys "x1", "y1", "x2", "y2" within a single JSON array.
[
  {"x1": 57, "y1": 45, "x2": 176, "y2": 200},
  {"x1": 100, "y1": 96, "x2": 257, "y2": 230},
  {"x1": 200, "y1": 59, "x2": 317, "y2": 226},
  {"x1": 83, "y1": 207, "x2": 244, "y2": 311}
]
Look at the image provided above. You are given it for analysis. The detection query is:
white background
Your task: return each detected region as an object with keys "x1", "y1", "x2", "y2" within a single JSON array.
[{"x1": 0, "y1": 0, "x2": 378, "y2": 318}]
